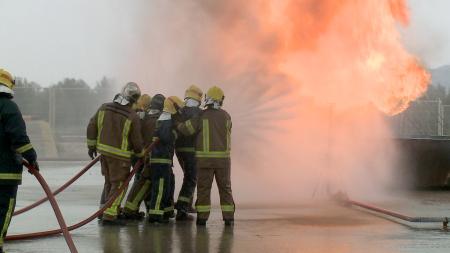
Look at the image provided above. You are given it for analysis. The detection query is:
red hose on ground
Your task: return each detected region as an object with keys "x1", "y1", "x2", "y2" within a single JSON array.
[
  {"x1": 7, "y1": 140, "x2": 157, "y2": 241},
  {"x1": 14, "y1": 156, "x2": 100, "y2": 216},
  {"x1": 21, "y1": 160, "x2": 78, "y2": 253},
  {"x1": 6, "y1": 159, "x2": 143, "y2": 241}
]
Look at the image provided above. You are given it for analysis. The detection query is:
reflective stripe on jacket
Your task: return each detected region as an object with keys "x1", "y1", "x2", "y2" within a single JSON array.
[
  {"x1": 150, "y1": 119, "x2": 176, "y2": 165},
  {"x1": 177, "y1": 107, "x2": 231, "y2": 168},
  {"x1": 87, "y1": 102, "x2": 144, "y2": 160},
  {"x1": 175, "y1": 106, "x2": 202, "y2": 153},
  {"x1": 0, "y1": 94, "x2": 37, "y2": 185}
]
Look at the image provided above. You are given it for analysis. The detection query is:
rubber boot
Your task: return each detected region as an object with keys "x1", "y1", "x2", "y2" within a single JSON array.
[
  {"x1": 224, "y1": 219, "x2": 234, "y2": 226},
  {"x1": 102, "y1": 219, "x2": 126, "y2": 226},
  {"x1": 176, "y1": 210, "x2": 194, "y2": 221},
  {"x1": 120, "y1": 211, "x2": 145, "y2": 221},
  {"x1": 196, "y1": 218, "x2": 207, "y2": 226}
]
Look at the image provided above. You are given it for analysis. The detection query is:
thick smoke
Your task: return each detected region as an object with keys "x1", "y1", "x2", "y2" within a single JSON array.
[{"x1": 115, "y1": 0, "x2": 429, "y2": 204}]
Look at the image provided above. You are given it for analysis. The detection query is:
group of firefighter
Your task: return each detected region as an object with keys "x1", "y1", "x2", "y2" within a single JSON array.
[
  {"x1": 87, "y1": 82, "x2": 235, "y2": 226},
  {"x1": 0, "y1": 68, "x2": 234, "y2": 252}
]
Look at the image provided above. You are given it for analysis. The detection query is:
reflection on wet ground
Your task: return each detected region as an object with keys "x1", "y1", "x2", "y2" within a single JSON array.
[{"x1": 4, "y1": 162, "x2": 450, "y2": 253}]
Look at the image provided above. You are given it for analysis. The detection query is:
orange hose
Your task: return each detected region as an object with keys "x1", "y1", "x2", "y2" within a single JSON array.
[
  {"x1": 21, "y1": 160, "x2": 78, "y2": 253},
  {"x1": 7, "y1": 141, "x2": 156, "y2": 241}
]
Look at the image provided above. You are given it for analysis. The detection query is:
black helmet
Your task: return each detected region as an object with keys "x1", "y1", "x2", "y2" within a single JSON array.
[{"x1": 150, "y1": 94, "x2": 165, "y2": 111}]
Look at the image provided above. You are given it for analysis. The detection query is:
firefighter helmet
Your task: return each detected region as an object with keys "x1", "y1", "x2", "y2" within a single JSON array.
[
  {"x1": 185, "y1": 85, "x2": 203, "y2": 102},
  {"x1": 206, "y1": 86, "x2": 224, "y2": 102},
  {"x1": 0, "y1": 69, "x2": 15, "y2": 90},
  {"x1": 121, "y1": 82, "x2": 141, "y2": 103},
  {"x1": 136, "y1": 94, "x2": 152, "y2": 111},
  {"x1": 150, "y1": 94, "x2": 166, "y2": 111},
  {"x1": 163, "y1": 96, "x2": 184, "y2": 114}
]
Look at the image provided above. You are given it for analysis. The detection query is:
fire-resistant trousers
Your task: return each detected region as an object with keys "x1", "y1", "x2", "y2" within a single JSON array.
[
  {"x1": 0, "y1": 185, "x2": 17, "y2": 248},
  {"x1": 168, "y1": 170, "x2": 175, "y2": 214},
  {"x1": 148, "y1": 163, "x2": 173, "y2": 219},
  {"x1": 123, "y1": 164, "x2": 152, "y2": 214},
  {"x1": 175, "y1": 151, "x2": 197, "y2": 212},
  {"x1": 100, "y1": 155, "x2": 130, "y2": 221},
  {"x1": 196, "y1": 166, "x2": 235, "y2": 221}
]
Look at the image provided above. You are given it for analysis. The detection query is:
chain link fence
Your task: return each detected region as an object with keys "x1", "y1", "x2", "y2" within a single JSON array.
[
  {"x1": 389, "y1": 99, "x2": 450, "y2": 137},
  {"x1": 14, "y1": 86, "x2": 115, "y2": 159}
]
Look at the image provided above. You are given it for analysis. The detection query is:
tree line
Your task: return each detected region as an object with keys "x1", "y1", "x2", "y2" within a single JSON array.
[{"x1": 14, "y1": 77, "x2": 116, "y2": 135}]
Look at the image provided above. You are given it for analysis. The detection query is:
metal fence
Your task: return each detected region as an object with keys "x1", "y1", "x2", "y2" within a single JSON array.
[
  {"x1": 389, "y1": 99, "x2": 450, "y2": 137},
  {"x1": 14, "y1": 87, "x2": 115, "y2": 136}
]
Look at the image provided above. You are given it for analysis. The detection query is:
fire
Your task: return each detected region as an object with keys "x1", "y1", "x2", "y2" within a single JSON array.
[
  {"x1": 216, "y1": 0, "x2": 430, "y2": 115},
  {"x1": 278, "y1": 0, "x2": 430, "y2": 115},
  {"x1": 127, "y1": 0, "x2": 430, "y2": 201}
]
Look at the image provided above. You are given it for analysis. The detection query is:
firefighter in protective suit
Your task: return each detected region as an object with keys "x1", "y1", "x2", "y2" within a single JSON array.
[
  {"x1": 122, "y1": 94, "x2": 165, "y2": 219},
  {"x1": 177, "y1": 86, "x2": 234, "y2": 226},
  {"x1": 87, "y1": 82, "x2": 144, "y2": 225},
  {"x1": 0, "y1": 69, "x2": 39, "y2": 252},
  {"x1": 174, "y1": 85, "x2": 203, "y2": 220},
  {"x1": 98, "y1": 94, "x2": 154, "y2": 209},
  {"x1": 148, "y1": 96, "x2": 184, "y2": 224}
]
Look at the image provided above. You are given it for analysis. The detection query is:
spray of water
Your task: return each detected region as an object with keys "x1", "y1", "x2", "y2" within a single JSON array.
[{"x1": 116, "y1": 0, "x2": 430, "y2": 204}]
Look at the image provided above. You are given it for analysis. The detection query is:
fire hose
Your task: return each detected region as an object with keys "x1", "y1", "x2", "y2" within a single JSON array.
[
  {"x1": 13, "y1": 156, "x2": 100, "y2": 216},
  {"x1": 346, "y1": 199, "x2": 449, "y2": 229},
  {"x1": 6, "y1": 141, "x2": 157, "y2": 248},
  {"x1": 20, "y1": 160, "x2": 78, "y2": 253}
]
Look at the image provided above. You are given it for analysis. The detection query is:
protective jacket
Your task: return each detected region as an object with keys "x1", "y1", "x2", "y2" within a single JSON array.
[
  {"x1": 142, "y1": 112, "x2": 160, "y2": 147},
  {"x1": 151, "y1": 119, "x2": 177, "y2": 165},
  {"x1": 0, "y1": 94, "x2": 37, "y2": 185},
  {"x1": 178, "y1": 107, "x2": 231, "y2": 168},
  {"x1": 175, "y1": 106, "x2": 202, "y2": 153},
  {"x1": 87, "y1": 102, "x2": 144, "y2": 160}
]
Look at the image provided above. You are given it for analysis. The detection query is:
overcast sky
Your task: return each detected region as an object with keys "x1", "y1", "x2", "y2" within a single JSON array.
[{"x1": 0, "y1": 0, "x2": 449, "y2": 86}]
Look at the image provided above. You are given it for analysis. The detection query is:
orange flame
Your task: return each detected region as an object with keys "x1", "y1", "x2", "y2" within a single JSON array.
[
  {"x1": 216, "y1": 0, "x2": 430, "y2": 115},
  {"x1": 127, "y1": 0, "x2": 430, "y2": 201}
]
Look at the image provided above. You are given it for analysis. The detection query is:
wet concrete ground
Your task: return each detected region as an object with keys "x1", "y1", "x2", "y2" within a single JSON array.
[{"x1": 4, "y1": 161, "x2": 450, "y2": 253}]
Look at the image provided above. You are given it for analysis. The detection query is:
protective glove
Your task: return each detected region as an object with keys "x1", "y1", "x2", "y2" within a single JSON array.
[
  {"x1": 29, "y1": 160, "x2": 40, "y2": 172},
  {"x1": 131, "y1": 154, "x2": 141, "y2": 167},
  {"x1": 88, "y1": 148, "x2": 97, "y2": 160}
]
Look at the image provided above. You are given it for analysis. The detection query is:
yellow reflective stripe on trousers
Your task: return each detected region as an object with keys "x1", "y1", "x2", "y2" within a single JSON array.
[
  {"x1": 97, "y1": 110, "x2": 105, "y2": 141},
  {"x1": 87, "y1": 139, "x2": 97, "y2": 147},
  {"x1": 149, "y1": 178, "x2": 165, "y2": 215},
  {"x1": 150, "y1": 158, "x2": 172, "y2": 164},
  {"x1": 16, "y1": 143, "x2": 33, "y2": 153},
  {"x1": 177, "y1": 196, "x2": 191, "y2": 203},
  {"x1": 164, "y1": 206, "x2": 174, "y2": 212},
  {"x1": 125, "y1": 180, "x2": 151, "y2": 211},
  {"x1": 0, "y1": 173, "x2": 22, "y2": 180},
  {"x1": 97, "y1": 143, "x2": 132, "y2": 158},
  {"x1": 104, "y1": 183, "x2": 126, "y2": 217},
  {"x1": 0, "y1": 198, "x2": 15, "y2": 246},
  {"x1": 221, "y1": 205, "x2": 235, "y2": 212},
  {"x1": 172, "y1": 130, "x2": 178, "y2": 140},
  {"x1": 186, "y1": 120, "x2": 196, "y2": 135},
  {"x1": 196, "y1": 205, "x2": 211, "y2": 213},
  {"x1": 176, "y1": 147, "x2": 195, "y2": 153},
  {"x1": 121, "y1": 119, "x2": 132, "y2": 151},
  {"x1": 196, "y1": 151, "x2": 230, "y2": 158}
]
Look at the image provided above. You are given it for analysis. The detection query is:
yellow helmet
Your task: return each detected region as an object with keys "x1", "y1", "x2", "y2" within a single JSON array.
[
  {"x1": 185, "y1": 85, "x2": 203, "y2": 102},
  {"x1": 206, "y1": 86, "x2": 224, "y2": 102},
  {"x1": 0, "y1": 69, "x2": 15, "y2": 90},
  {"x1": 136, "y1": 94, "x2": 152, "y2": 111},
  {"x1": 163, "y1": 96, "x2": 184, "y2": 114}
]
